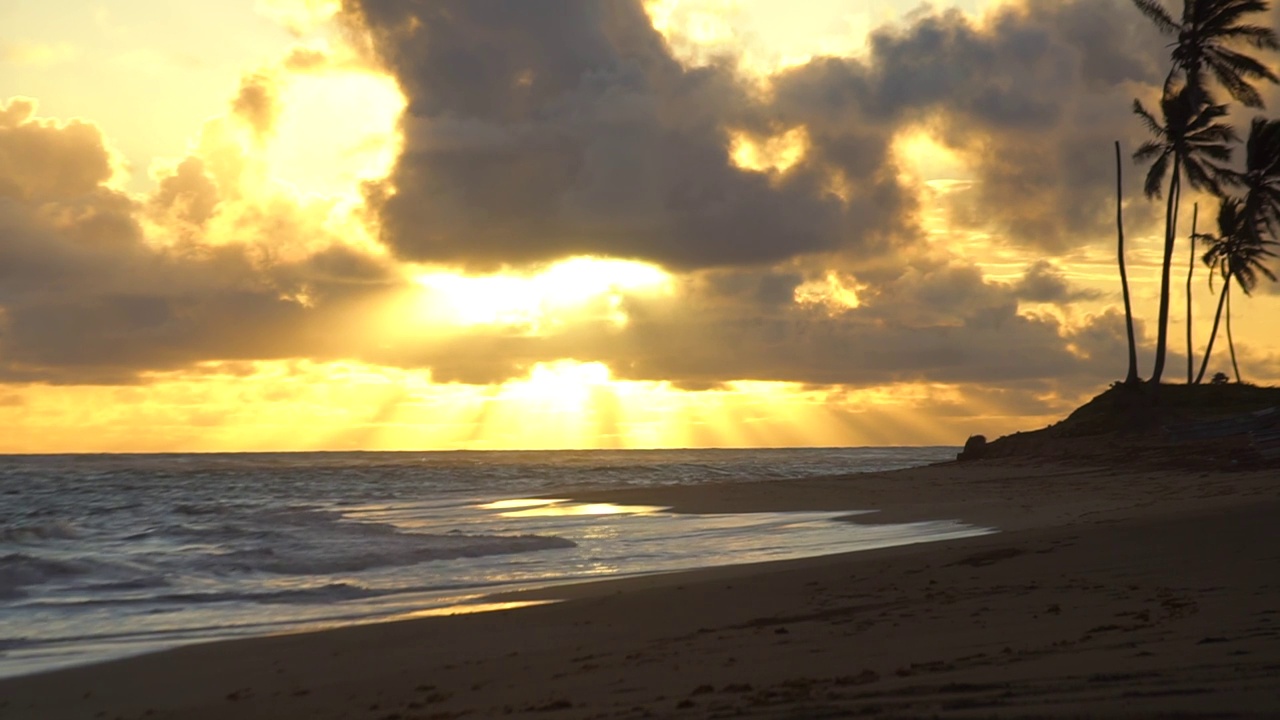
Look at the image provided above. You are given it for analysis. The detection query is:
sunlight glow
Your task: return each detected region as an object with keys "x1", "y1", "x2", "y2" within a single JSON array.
[
  {"x1": 729, "y1": 126, "x2": 810, "y2": 175},
  {"x1": 492, "y1": 500, "x2": 669, "y2": 518},
  {"x1": 255, "y1": 0, "x2": 341, "y2": 33},
  {"x1": 265, "y1": 70, "x2": 405, "y2": 201},
  {"x1": 410, "y1": 257, "x2": 674, "y2": 330},
  {"x1": 646, "y1": 0, "x2": 737, "y2": 46},
  {"x1": 480, "y1": 499, "x2": 570, "y2": 510},
  {"x1": 396, "y1": 600, "x2": 555, "y2": 619},
  {"x1": 892, "y1": 129, "x2": 971, "y2": 183},
  {"x1": 1, "y1": 41, "x2": 79, "y2": 67},
  {"x1": 794, "y1": 272, "x2": 864, "y2": 314},
  {"x1": 0, "y1": 356, "x2": 1088, "y2": 452},
  {"x1": 137, "y1": 61, "x2": 404, "y2": 258},
  {"x1": 643, "y1": 0, "x2": 882, "y2": 76},
  {"x1": 505, "y1": 361, "x2": 614, "y2": 407}
]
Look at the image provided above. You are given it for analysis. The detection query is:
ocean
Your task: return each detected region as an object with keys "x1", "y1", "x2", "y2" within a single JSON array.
[{"x1": 0, "y1": 447, "x2": 989, "y2": 678}]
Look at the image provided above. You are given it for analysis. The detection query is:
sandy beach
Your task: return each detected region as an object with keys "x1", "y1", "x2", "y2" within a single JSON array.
[{"x1": 3, "y1": 457, "x2": 1278, "y2": 719}]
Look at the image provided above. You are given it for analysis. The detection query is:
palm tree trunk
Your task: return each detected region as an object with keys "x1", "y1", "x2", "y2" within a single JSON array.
[
  {"x1": 1226, "y1": 283, "x2": 1241, "y2": 383},
  {"x1": 1195, "y1": 279, "x2": 1229, "y2": 384},
  {"x1": 1116, "y1": 142, "x2": 1140, "y2": 385},
  {"x1": 1150, "y1": 156, "x2": 1181, "y2": 384},
  {"x1": 1186, "y1": 203, "x2": 1197, "y2": 384}
]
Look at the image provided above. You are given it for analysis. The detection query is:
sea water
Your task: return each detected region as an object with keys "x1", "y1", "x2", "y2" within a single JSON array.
[{"x1": 0, "y1": 447, "x2": 986, "y2": 678}]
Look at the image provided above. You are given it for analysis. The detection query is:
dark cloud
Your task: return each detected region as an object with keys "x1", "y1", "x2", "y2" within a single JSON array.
[
  {"x1": 231, "y1": 72, "x2": 278, "y2": 138},
  {"x1": 344, "y1": 0, "x2": 910, "y2": 270},
  {"x1": 1013, "y1": 260, "x2": 1102, "y2": 303},
  {"x1": 149, "y1": 157, "x2": 220, "y2": 228},
  {"x1": 0, "y1": 98, "x2": 401, "y2": 384},
  {"x1": 773, "y1": 0, "x2": 1170, "y2": 251},
  {"x1": 283, "y1": 47, "x2": 330, "y2": 72},
  {"x1": 6, "y1": 0, "x2": 1272, "y2": 403},
  {"x1": 0, "y1": 98, "x2": 118, "y2": 202},
  {"x1": 0, "y1": 197, "x2": 398, "y2": 383},
  {"x1": 342, "y1": 0, "x2": 1196, "y2": 270}
]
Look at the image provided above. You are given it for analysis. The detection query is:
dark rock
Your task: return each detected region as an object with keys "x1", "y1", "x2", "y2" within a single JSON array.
[{"x1": 958, "y1": 434, "x2": 987, "y2": 461}]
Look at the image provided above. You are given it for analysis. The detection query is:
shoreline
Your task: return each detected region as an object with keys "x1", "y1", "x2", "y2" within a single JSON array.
[{"x1": 3, "y1": 458, "x2": 1278, "y2": 718}]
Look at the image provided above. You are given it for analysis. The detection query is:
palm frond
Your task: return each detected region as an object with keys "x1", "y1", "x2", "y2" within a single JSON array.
[
  {"x1": 1158, "y1": 0, "x2": 1280, "y2": 111},
  {"x1": 1206, "y1": 45, "x2": 1280, "y2": 81},
  {"x1": 1132, "y1": 0, "x2": 1179, "y2": 34},
  {"x1": 1187, "y1": 122, "x2": 1237, "y2": 144},
  {"x1": 1209, "y1": 60, "x2": 1266, "y2": 106},
  {"x1": 1200, "y1": 0, "x2": 1272, "y2": 30},
  {"x1": 1144, "y1": 152, "x2": 1171, "y2": 198},
  {"x1": 1189, "y1": 141, "x2": 1235, "y2": 163},
  {"x1": 1215, "y1": 23, "x2": 1280, "y2": 49},
  {"x1": 1183, "y1": 99, "x2": 1233, "y2": 133},
  {"x1": 1184, "y1": 156, "x2": 1226, "y2": 194},
  {"x1": 1257, "y1": 262, "x2": 1279, "y2": 284},
  {"x1": 1132, "y1": 98, "x2": 1166, "y2": 136},
  {"x1": 1134, "y1": 141, "x2": 1168, "y2": 162},
  {"x1": 1198, "y1": 190, "x2": 1280, "y2": 295},
  {"x1": 1217, "y1": 167, "x2": 1247, "y2": 188},
  {"x1": 1216, "y1": 196, "x2": 1245, "y2": 236}
]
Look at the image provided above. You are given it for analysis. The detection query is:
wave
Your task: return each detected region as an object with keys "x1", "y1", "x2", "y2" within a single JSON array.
[
  {"x1": 2, "y1": 503, "x2": 578, "y2": 599},
  {"x1": 0, "y1": 554, "x2": 91, "y2": 598},
  {"x1": 82, "y1": 576, "x2": 171, "y2": 592},
  {"x1": 23, "y1": 581, "x2": 383, "y2": 608},
  {"x1": 1, "y1": 521, "x2": 80, "y2": 544},
  {"x1": 196, "y1": 532, "x2": 577, "y2": 576}
]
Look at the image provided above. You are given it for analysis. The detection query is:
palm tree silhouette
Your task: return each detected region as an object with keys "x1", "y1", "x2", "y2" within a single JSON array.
[
  {"x1": 1186, "y1": 203, "x2": 1199, "y2": 383},
  {"x1": 1197, "y1": 117, "x2": 1280, "y2": 383},
  {"x1": 1195, "y1": 197, "x2": 1278, "y2": 383},
  {"x1": 1234, "y1": 117, "x2": 1280, "y2": 242},
  {"x1": 1115, "y1": 142, "x2": 1142, "y2": 385},
  {"x1": 1133, "y1": 86, "x2": 1236, "y2": 383},
  {"x1": 1132, "y1": 0, "x2": 1279, "y2": 108}
]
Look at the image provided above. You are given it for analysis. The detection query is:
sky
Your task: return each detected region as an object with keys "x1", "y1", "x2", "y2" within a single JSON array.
[{"x1": 1, "y1": 0, "x2": 1278, "y2": 452}]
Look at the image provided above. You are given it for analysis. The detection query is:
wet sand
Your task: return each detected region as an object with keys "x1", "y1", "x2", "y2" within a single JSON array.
[{"x1": 3, "y1": 458, "x2": 1279, "y2": 718}]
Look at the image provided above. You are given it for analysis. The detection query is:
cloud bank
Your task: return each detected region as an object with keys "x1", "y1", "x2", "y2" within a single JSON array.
[{"x1": 3, "y1": 0, "x2": 1273, "y2": 406}]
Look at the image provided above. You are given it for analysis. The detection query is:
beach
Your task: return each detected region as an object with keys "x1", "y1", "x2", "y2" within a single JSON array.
[{"x1": 2, "y1": 457, "x2": 1278, "y2": 719}]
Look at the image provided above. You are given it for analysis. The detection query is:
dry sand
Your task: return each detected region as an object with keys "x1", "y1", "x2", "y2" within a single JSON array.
[{"x1": 3, "y1": 458, "x2": 1279, "y2": 719}]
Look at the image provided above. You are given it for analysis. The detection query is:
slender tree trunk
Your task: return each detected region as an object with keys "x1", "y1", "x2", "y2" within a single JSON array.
[
  {"x1": 1150, "y1": 156, "x2": 1181, "y2": 384},
  {"x1": 1226, "y1": 283, "x2": 1241, "y2": 383},
  {"x1": 1186, "y1": 203, "x2": 1197, "y2": 384},
  {"x1": 1116, "y1": 142, "x2": 1140, "y2": 385},
  {"x1": 1195, "y1": 279, "x2": 1229, "y2": 384}
]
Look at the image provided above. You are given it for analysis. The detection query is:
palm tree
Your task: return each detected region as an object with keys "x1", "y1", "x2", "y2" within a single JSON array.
[
  {"x1": 1132, "y1": 0, "x2": 1280, "y2": 108},
  {"x1": 1116, "y1": 142, "x2": 1142, "y2": 385},
  {"x1": 1195, "y1": 197, "x2": 1278, "y2": 383},
  {"x1": 1186, "y1": 203, "x2": 1198, "y2": 383},
  {"x1": 1133, "y1": 86, "x2": 1237, "y2": 383},
  {"x1": 1235, "y1": 117, "x2": 1280, "y2": 241}
]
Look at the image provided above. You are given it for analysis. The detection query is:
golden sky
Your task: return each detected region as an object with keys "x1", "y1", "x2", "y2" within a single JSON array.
[{"x1": 1, "y1": 0, "x2": 1277, "y2": 452}]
